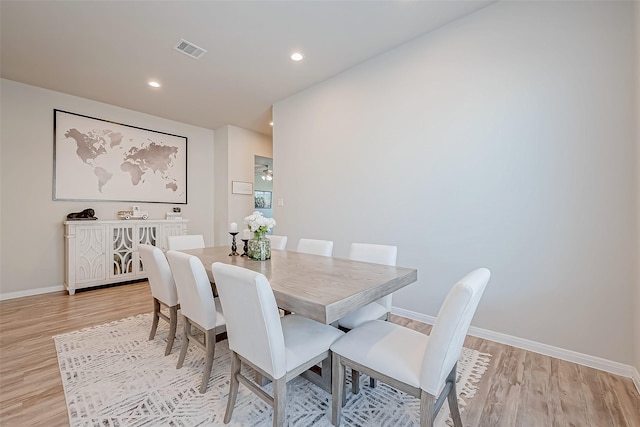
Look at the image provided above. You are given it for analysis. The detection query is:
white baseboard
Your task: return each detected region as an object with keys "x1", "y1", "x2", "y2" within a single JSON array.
[
  {"x1": 392, "y1": 306, "x2": 640, "y2": 393},
  {"x1": 0, "y1": 285, "x2": 65, "y2": 301}
]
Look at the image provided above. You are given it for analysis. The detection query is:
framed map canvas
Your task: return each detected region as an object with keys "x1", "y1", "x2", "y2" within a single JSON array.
[{"x1": 53, "y1": 110, "x2": 187, "y2": 204}]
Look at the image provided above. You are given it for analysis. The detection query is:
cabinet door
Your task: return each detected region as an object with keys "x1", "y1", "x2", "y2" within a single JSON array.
[
  {"x1": 74, "y1": 225, "x2": 107, "y2": 284},
  {"x1": 109, "y1": 224, "x2": 136, "y2": 280},
  {"x1": 136, "y1": 224, "x2": 158, "y2": 274}
]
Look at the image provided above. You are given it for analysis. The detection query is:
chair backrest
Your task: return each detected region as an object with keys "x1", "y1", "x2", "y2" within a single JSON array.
[
  {"x1": 266, "y1": 235, "x2": 288, "y2": 250},
  {"x1": 349, "y1": 243, "x2": 397, "y2": 266},
  {"x1": 165, "y1": 251, "x2": 218, "y2": 330},
  {"x1": 420, "y1": 268, "x2": 490, "y2": 395},
  {"x1": 212, "y1": 262, "x2": 286, "y2": 379},
  {"x1": 138, "y1": 244, "x2": 178, "y2": 306},
  {"x1": 167, "y1": 234, "x2": 205, "y2": 251},
  {"x1": 296, "y1": 238, "x2": 334, "y2": 256},
  {"x1": 349, "y1": 243, "x2": 398, "y2": 309}
]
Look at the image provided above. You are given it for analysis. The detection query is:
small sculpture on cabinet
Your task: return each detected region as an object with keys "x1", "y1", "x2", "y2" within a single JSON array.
[{"x1": 66, "y1": 208, "x2": 97, "y2": 220}]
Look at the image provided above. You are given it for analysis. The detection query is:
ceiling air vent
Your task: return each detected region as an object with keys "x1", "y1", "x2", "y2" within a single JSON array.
[{"x1": 174, "y1": 39, "x2": 207, "y2": 59}]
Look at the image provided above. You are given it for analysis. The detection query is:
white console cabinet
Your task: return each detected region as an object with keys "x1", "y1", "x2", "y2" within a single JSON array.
[{"x1": 64, "y1": 219, "x2": 188, "y2": 295}]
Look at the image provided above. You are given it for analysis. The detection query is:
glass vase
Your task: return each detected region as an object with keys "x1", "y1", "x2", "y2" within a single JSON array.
[{"x1": 248, "y1": 233, "x2": 271, "y2": 260}]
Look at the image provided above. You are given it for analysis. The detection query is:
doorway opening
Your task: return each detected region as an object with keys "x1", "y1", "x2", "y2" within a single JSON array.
[{"x1": 254, "y1": 155, "x2": 273, "y2": 221}]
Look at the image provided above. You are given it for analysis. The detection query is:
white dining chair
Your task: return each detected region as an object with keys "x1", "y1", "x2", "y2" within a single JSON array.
[
  {"x1": 296, "y1": 238, "x2": 333, "y2": 256},
  {"x1": 166, "y1": 250, "x2": 226, "y2": 393},
  {"x1": 338, "y1": 243, "x2": 398, "y2": 330},
  {"x1": 331, "y1": 268, "x2": 490, "y2": 427},
  {"x1": 337, "y1": 243, "x2": 397, "y2": 388},
  {"x1": 211, "y1": 262, "x2": 344, "y2": 427},
  {"x1": 167, "y1": 234, "x2": 205, "y2": 251},
  {"x1": 138, "y1": 244, "x2": 179, "y2": 356},
  {"x1": 266, "y1": 234, "x2": 288, "y2": 250}
]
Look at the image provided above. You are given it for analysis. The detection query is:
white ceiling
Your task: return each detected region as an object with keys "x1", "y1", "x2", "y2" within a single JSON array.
[{"x1": 0, "y1": 1, "x2": 493, "y2": 136}]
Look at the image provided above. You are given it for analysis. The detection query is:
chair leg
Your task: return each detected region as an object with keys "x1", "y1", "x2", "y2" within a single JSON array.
[
  {"x1": 272, "y1": 376, "x2": 287, "y2": 427},
  {"x1": 446, "y1": 364, "x2": 463, "y2": 427},
  {"x1": 351, "y1": 368, "x2": 360, "y2": 395},
  {"x1": 332, "y1": 353, "x2": 344, "y2": 426},
  {"x1": 370, "y1": 312, "x2": 390, "y2": 389},
  {"x1": 176, "y1": 316, "x2": 190, "y2": 369},
  {"x1": 149, "y1": 298, "x2": 160, "y2": 340},
  {"x1": 199, "y1": 328, "x2": 216, "y2": 393},
  {"x1": 224, "y1": 352, "x2": 241, "y2": 423},
  {"x1": 341, "y1": 362, "x2": 347, "y2": 407},
  {"x1": 420, "y1": 391, "x2": 436, "y2": 427},
  {"x1": 164, "y1": 305, "x2": 178, "y2": 356}
]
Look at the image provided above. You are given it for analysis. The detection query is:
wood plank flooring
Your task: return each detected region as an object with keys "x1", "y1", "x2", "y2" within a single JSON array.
[{"x1": 1, "y1": 282, "x2": 638, "y2": 426}]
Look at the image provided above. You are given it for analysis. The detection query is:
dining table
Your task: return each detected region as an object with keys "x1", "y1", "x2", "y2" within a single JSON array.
[
  {"x1": 178, "y1": 245, "x2": 418, "y2": 390},
  {"x1": 179, "y1": 246, "x2": 418, "y2": 324}
]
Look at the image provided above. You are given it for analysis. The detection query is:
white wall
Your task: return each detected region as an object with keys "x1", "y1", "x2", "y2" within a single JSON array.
[
  {"x1": 213, "y1": 125, "x2": 272, "y2": 245},
  {"x1": 273, "y1": 1, "x2": 637, "y2": 364},
  {"x1": 0, "y1": 79, "x2": 215, "y2": 296},
  {"x1": 213, "y1": 125, "x2": 230, "y2": 247}
]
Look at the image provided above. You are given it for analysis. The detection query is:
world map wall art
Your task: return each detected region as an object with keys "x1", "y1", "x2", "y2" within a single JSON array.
[{"x1": 53, "y1": 110, "x2": 187, "y2": 204}]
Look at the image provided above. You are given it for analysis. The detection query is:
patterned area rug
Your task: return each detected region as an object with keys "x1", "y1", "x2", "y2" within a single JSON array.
[{"x1": 54, "y1": 313, "x2": 491, "y2": 426}]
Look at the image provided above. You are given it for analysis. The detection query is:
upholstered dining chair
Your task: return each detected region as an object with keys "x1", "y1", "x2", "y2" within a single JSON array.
[
  {"x1": 138, "y1": 244, "x2": 179, "y2": 356},
  {"x1": 167, "y1": 234, "x2": 205, "y2": 251},
  {"x1": 337, "y1": 243, "x2": 397, "y2": 389},
  {"x1": 165, "y1": 251, "x2": 226, "y2": 393},
  {"x1": 296, "y1": 238, "x2": 334, "y2": 256},
  {"x1": 266, "y1": 234, "x2": 288, "y2": 250},
  {"x1": 338, "y1": 243, "x2": 398, "y2": 330},
  {"x1": 330, "y1": 268, "x2": 490, "y2": 427},
  {"x1": 211, "y1": 262, "x2": 344, "y2": 427}
]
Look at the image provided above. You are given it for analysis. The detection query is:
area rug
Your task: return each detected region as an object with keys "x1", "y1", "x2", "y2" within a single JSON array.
[{"x1": 54, "y1": 313, "x2": 491, "y2": 426}]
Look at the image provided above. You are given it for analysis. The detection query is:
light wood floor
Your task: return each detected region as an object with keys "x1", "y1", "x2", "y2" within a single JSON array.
[{"x1": 1, "y1": 282, "x2": 638, "y2": 426}]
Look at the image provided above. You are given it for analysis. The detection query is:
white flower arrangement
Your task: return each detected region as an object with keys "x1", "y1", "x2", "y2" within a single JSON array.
[{"x1": 244, "y1": 211, "x2": 276, "y2": 236}]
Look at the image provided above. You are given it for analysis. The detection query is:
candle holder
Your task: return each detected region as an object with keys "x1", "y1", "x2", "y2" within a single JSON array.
[
  {"x1": 240, "y1": 239, "x2": 249, "y2": 257},
  {"x1": 229, "y1": 232, "x2": 239, "y2": 256}
]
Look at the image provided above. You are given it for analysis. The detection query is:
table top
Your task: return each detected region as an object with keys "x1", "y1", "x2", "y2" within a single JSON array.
[{"x1": 179, "y1": 246, "x2": 418, "y2": 324}]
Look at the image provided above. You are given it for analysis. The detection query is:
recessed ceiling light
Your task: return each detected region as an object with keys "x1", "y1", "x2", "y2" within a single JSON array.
[
  {"x1": 148, "y1": 81, "x2": 161, "y2": 88},
  {"x1": 269, "y1": 121, "x2": 274, "y2": 126},
  {"x1": 290, "y1": 52, "x2": 304, "y2": 62}
]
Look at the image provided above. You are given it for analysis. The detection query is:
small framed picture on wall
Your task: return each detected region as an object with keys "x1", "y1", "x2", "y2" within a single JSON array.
[
  {"x1": 232, "y1": 181, "x2": 253, "y2": 195},
  {"x1": 254, "y1": 190, "x2": 272, "y2": 209}
]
